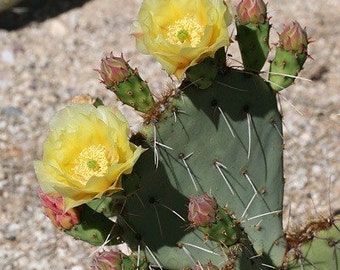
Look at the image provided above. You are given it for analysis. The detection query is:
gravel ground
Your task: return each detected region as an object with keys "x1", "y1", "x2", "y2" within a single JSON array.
[{"x1": 0, "y1": 0, "x2": 339, "y2": 269}]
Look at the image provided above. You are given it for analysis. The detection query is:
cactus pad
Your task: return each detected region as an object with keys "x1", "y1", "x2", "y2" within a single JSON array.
[
  {"x1": 115, "y1": 68, "x2": 285, "y2": 269},
  {"x1": 236, "y1": 22, "x2": 270, "y2": 73}
]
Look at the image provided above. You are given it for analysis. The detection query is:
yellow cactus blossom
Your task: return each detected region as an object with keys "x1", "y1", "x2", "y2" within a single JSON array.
[
  {"x1": 131, "y1": 0, "x2": 232, "y2": 78},
  {"x1": 34, "y1": 104, "x2": 145, "y2": 210}
]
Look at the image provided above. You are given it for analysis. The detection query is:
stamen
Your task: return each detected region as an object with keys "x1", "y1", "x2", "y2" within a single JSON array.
[
  {"x1": 72, "y1": 145, "x2": 109, "y2": 184},
  {"x1": 166, "y1": 15, "x2": 204, "y2": 47}
]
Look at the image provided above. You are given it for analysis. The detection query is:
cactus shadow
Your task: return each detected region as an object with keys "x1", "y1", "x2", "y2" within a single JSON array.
[
  {"x1": 0, "y1": 0, "x2": 92, "y2": 31},
  {"x1": 239, "y1": 250, "x2": 277, "y2": 269},
  {"x1": 182, "y1": 68, "x2": 277, "y2": 126},
  {"x1": 119, "y1": 147, "x2": 190, "y2": 251}
]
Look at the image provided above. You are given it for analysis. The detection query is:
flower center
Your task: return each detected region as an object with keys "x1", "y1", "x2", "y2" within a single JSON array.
[
  {"x1": 72, "y1": 145, "x2": 109, "y2": 184},
  {"x1": 166, "y1": 15, "x2": 204, "y2": 47}
]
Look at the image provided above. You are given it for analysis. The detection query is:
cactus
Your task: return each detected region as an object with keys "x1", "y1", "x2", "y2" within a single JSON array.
[
  {"x1": 284, "y1": 217, "x2": 340, "y2": 269},
  {"x1": 113, "y1": 63, "x2": 285, "y2": 269},
  {"x1": 97, "y1": 52, "x2": 155, "y2": 113},
  {"x1": 64, "y1": 204, "x2": 122, "y2": 246},
  {"x1": 34, "y1": 0, "x2": 340, "y2": 269},
  {"x1": 91, "y1": 248, "x2": 149, "y2": 270},
  {"x1": 269, "y1": 21, "x2": 310, "y2": 91},
  {"x1": 235, "y1": 0, "x2": 270, "y2": 72}
]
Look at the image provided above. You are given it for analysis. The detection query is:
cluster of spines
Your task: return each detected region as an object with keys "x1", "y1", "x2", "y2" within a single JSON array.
[{"x1": 283, "y1": 213, "x2": 340, "y2": 269}]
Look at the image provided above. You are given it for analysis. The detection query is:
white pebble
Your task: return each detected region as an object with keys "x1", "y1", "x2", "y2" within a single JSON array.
[{"x1": 1, "y1": 50, "x2": 15, "y2": 65}]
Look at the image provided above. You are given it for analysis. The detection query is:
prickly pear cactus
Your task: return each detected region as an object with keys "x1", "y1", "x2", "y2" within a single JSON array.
[
  {"x1": 115, "y1": 65, "x2": 285, "y2": 269},
  {"x1": 34, "y1": 0, "x2": 340, "y2": 269}
]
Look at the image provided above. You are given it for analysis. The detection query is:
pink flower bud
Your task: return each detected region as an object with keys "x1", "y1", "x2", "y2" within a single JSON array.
[
  {"x1": 236, "y1": 0, "x2": 267, "y2": 24},
  {"x1": 188, "y1": 193, "x2": 217, "y2": 227},
  {"x1": 38, "y1": 191, "x2": 80, "y2": 230},
  {"x1": 279, "y1": 21, "x2": 308, "y2": 52},
  {"x1": 91, "y1": 249, "x2": 122, "y2": 270},
  {"x1": 96, "y1": 52, "x2": 131, "y2": 88}
]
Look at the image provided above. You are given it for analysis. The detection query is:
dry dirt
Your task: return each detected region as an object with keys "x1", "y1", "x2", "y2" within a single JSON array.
[{"x1": 0, "y1": 0, "x2": 339, "y2": 269}]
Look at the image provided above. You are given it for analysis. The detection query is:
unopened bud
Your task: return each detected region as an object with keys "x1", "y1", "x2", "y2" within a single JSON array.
[
  {"x1": 91, "y1": 248, "x2": 122, "y2": 270},
  {"x1": 96, "y1": 52, "x2": 131, "y2": 88},
  {"x1": 236, "y1": 0, "x2": 267, "y2": 24},
  {"x1": 38, "y1": 191, "x2": 79, "y2": 230},
  {"x1": 188, "y1": 193, "x2": 217, "y2": 227},
  {"x1": 279, "y1": 21, "x2": 308, "y2": 52}
]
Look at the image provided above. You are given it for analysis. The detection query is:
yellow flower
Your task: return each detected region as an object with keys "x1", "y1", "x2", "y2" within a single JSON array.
[
  {"x1": 34, "y1": 104, "x2": 145, "y2": 210},
  {"x1": 131, "y1": 0, "x2": 232, "y2": 78}
]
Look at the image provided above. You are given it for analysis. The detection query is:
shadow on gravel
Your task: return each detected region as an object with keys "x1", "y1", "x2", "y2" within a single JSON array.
[{"x1": 0, "y1": 0, "x2": 92, "y2": 31}]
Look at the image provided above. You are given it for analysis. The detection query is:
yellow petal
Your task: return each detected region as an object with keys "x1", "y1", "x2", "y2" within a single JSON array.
[
  {"x1": 132, "y1": 0, "x2": 232, "y2": 78},
  {"x1": 34, "y1": 104, "x2": 146, "y2": 210}
]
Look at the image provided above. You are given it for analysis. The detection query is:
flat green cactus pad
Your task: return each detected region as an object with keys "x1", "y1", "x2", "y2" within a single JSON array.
[{"x1": 117, "y1": 68, "x2": 286, "y2": 269}]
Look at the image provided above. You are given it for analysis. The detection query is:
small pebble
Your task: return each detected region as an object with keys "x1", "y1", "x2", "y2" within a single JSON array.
[
  {"x1": 71, "y1": 266, "x2": 85, "y2": 270},
  {"x1": 47, "y1": 20, "x2": 68, "y2": 37},
  {"x1": 1, "y1": 50, "x2": 15, "y2": 65}
]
